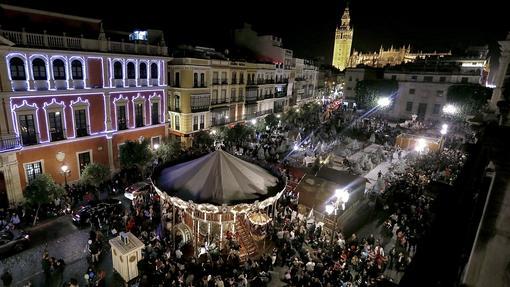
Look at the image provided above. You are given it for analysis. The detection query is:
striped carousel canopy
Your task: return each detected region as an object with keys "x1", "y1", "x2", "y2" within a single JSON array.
[{"x1": 156, "y1": 150, "x2": 279, "y2": 205}]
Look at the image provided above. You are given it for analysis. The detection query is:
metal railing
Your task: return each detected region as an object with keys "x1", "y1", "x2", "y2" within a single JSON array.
[
  {"x1": 191, "y1": 106, "x2": 210, "y2": 112},
  {"x1": 0, "y1": 136, "x2": 22, "y2": 152},
  {"x1": 211, "y1": 99, "x2": 229, "y2": 105},
  {"x1": 0, "y1": 29, "x2": 168, "y2": 56},
  {"x1": 76, "y1": 127, "x2": 89, "y2": 138}
]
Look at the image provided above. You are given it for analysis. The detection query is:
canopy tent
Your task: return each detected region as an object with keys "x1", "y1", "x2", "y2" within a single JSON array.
[
  {"x1": 156, "y1": 150, "x2": 279, "y2": 205},
  {"x1": 364, "y1": 161, "x2": 392, "y2": 193}
]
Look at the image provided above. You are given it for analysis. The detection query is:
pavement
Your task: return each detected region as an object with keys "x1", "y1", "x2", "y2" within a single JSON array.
[{"x1": 0, "y1": 194, "x2": 131, "y2": 287}]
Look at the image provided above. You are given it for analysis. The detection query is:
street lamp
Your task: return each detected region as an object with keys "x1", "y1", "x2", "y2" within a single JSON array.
[
  {"x1": 251, "y1": 119, "x2": 257, "y2": 125},
  {"x1": 60, "y1": 164, "x2": 70, "y2": 186},
  {"x1": 153, "y1": 143, "x2": 160, "y2": 150},
  {"x1": 440, "y1": 124, "x2": 448, "y2": 135},
  {"x1": 377, "y1": 97, "x2": 391, "y2": 108},
  {"x1": 326, "y1": 188, "x2": 350, "y2": 243}
]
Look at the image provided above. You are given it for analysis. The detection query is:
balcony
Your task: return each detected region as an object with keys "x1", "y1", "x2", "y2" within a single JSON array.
[
  {"x1": 21, "y1": 134, "x2": 38, "y2": 146},
  {"x1": 231, "y1": 79, "x2": 237, "y2": 85},
  {"x1": 211, "y1": 99, "x2": 229, "y2": 106},
  {"x1": 0, "y1": 136, "x2": 22, "y2": 152},
  {"x1": 221, "y1": 80, "x2": 228, "y2": 85},
  {"x1": 193, "y1": 84, "x2": 208, "y2": 88},
  {"x1": 191, "y1": 105, "x2": 210, "y2": 113},
  {"x1": 50, "y1": 130, "x2": 66, "y2": 142},
  {"x1": 76, "y1": 127, "x2": 89, "y2": 138},
  {"x1": 171, "y1": 82, "x2": 181, "y2": 88},
  {"x1": 0, "y1": 28, "x2": 168, "y2": 56},
  {"x1": 275, "y1": 91, "x2": 286, "y2": 98},
  {"x1": 212, "y1": 79, "x2": 220, "y2": 85},
  {"x1": 118, "y1": 122, "x2": 128, "y2": 131},
  {"x1": 210, "y1": 117, "x2": 233, "y2": 127}
]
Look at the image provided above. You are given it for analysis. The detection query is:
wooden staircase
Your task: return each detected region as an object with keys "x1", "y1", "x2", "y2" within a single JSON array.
[{"x1": 235, "y1": 219, "x2": 257, "y2": 262}]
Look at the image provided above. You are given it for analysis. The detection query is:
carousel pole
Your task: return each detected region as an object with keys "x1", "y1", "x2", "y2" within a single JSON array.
[
  {"x1": 219, "y1": 214, "x2": 223, "y2": 246},
  {"x1": 192, "y1": 210, "x2": 196, "y2": 254},
  {"x1": 172, "y1": 204, "x2": 176, "y2": 252}
]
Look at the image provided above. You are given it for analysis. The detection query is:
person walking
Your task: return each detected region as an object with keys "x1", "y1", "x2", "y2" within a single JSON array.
[{"x1": 1, "y1": 270, "x2": 13, "y2": 287}]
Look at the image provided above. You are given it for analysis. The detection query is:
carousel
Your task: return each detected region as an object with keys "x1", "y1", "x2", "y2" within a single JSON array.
[{"x1": 152, "y1": 149, "x2": 285, "y2": 259}]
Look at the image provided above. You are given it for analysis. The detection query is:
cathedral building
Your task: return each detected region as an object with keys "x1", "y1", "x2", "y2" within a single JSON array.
[{"x1": 332, "y1": 6, "x2": 451, "y2": 70}]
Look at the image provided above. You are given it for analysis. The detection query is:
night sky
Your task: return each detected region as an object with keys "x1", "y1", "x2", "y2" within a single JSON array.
[{"x1": 4, "y1": 0, "x2": 509, "y2": 63}]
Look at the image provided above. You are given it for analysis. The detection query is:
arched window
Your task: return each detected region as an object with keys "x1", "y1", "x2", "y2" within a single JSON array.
[
  {"x1": 174, "y1": 115, "x2": 180, "y2": 130},
  {"x1": 150, "y1": 63, "x2": 158, "y2": 79},
  {"x1": 139, "y1": 62, "x2": 147, "y2": 78},
  {"x1": 113, "y1": 62, "x2": 123, "y2": 79},
  {"x1": 127, "y1": 62, "x2": 136, "y2": 79},
  {"x1": 9, "y1": 57, "x2": 26, "y2": 80},
  {"x1": 71, "y1": 60, "x2": 83, "y2": 80},
  {"x1": 32, "y1": 58, "x2": 47, "y2": 80},
  {"x1": 52, "y1": 59, "x2": 66, "y2": 80},
  {"x1": 193, "y1": 73, "x2": 198, "y2": 87}
]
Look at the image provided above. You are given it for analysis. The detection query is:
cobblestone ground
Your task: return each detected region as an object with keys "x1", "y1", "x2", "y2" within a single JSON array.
[{"x1": 0, "y1": 215, "x2": 122, "y2": 287}]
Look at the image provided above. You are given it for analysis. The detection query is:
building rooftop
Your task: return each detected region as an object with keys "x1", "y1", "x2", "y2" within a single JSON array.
[{"x1": 0, "y1": 4, "x2": 167, "y2": 56}]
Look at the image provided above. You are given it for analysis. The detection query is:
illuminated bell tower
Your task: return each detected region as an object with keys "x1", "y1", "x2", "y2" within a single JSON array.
[{"x1": 332, "y1": 6, "x2": 353, "y2": 71}]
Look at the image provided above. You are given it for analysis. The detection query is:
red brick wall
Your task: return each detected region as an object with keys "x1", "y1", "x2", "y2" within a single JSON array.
[
  {"x1": 16, "y1": 136, "x2": 108, "y2": 189},
  {"x1": 87, "y1": 58, "x2": 103, "y2": 88}
]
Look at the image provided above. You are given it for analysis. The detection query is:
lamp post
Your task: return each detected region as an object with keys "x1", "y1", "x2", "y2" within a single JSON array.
[
  {"x1": 440, "y1": 124, "x2": 448, "y2": 150},
  {"x1": 325, "y1": 188, "x2": 350, "y2": 243},
  {"x1": 60, "y1": 164, "x2": 70, "y2": 187}
]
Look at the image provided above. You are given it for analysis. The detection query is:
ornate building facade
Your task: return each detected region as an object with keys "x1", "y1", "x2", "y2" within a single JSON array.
[
  {"x1": 0, "y1": 5, "x2": 168, "y2": 206},
  {"x1": 348, "y1": 45, "x2": 451, "y2": 68},
  {"x1": 332, "y1": 7, "x2": 353, "y2": 71}
]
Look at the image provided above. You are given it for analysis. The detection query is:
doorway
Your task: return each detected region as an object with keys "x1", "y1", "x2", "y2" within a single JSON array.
[{"x1": 0, "y1": 172, "x2": 8, "y2": 209}]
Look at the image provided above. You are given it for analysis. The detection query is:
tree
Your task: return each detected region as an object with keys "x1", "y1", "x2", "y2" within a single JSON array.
[
  {"x1": 24, "y1": 174, "x2": 65, "y2": 225},
  {"x1": 355, "y1": 79, "x2": 398, "y2": 108},
  {"x1": 80, "y1": 163, "x2": 111, "y2": 198},
  {"x1": 119, "y1": 139, "x2": 153, "y2": 178},
  {"x1": 224, "y1": 124, "x2": 254, "y2": 146},
  {"x1": 447, "y1": 84, "x2": 492, "y2": 115},
  {"x1": 193, "y1": 131, "x2": 214, "y2": 150},
  {"x1": 154, "y1": 137, "x2": 182, "y2": 163},
  {"x1": 264, "y1": 114, "x2": 279, "y2": 130}
]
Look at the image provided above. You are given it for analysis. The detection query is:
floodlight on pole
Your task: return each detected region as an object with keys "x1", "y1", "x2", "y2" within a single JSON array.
[
  {"x1": 442, "y1": 104, "x2": 458, "y2": 115},
  {"x1": 335, "y1": 188, "x2": 350, "y2": 203},
  {"x1": 325, "y1": 204, "x2": 335, "y2": 215},
  {"x1": 415, "y1": 138, "x2": 427, "y2": 153},
  {"x1": 440, "y1": 124, "x2": 448, "y2": 135},
  {"x1": 377, "y1": 97, "x2": 391, "y2": 107}
]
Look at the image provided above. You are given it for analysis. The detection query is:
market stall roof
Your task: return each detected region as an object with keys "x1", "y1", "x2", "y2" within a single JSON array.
[
  {"x1": 156, "y1": 150, "x2": 279, "y2": 205},
  {"x1": 297, "y1": 167, "x2": 366, "y2": 214}
]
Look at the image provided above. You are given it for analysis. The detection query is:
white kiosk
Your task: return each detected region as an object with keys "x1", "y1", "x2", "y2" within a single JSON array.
[{"x1": 109, "y1": 232, "x2": 145, "y2": 282}]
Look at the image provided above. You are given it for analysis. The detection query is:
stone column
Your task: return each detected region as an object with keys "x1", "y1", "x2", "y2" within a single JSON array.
[{"x1": 0, "y1": 153, "x2": 24, "y2": 205}]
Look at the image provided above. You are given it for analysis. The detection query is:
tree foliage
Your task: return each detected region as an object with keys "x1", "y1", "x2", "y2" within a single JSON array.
[
  {"x1": 223, "y1": 124, "x2": 254, "y2": 146},
  {"x1": 192, "y1": 131, "x2": 214, "y2": 150},
  {"x1": 355, "y1": 79, "x2": 398, "y2": 108},
  {"x1": 264, "y1": 114, "x2": 279, "y2": 130},
  {"x1": 80, "y1": 163, "x2": 111, "y2": 188},
  {"x1": 25, "y1": 174, "x2": 65, "y2": 207},
  {"x1": 119, "y1": 139, "x2": 153, "y2": 172},
  {"x1": 447, "y1": 84, "x2": 492, "y2": 114},
  {"x1": 154, "y1": 137, "x2": 182, "y2": 163}
]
